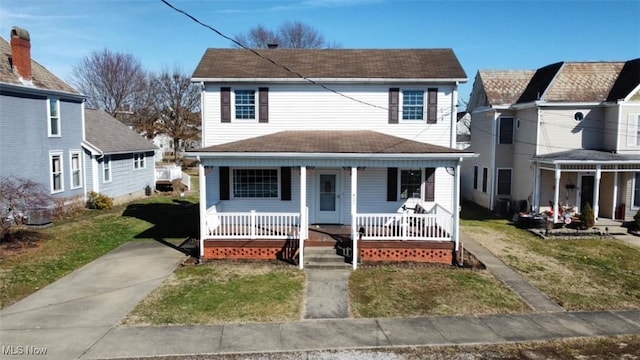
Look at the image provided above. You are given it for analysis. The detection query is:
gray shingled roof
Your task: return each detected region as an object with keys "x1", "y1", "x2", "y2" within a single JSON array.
[
  {"x1": 543, "y1": 62, "x2": 625, "y2": 103},
  {"x1": 193, "y1": 130, "x2": 469, "y2": 154},
  {"x1": 0, "y1": 36, "x2": 80, "y2": 94},
  {"x1": 192, "y1": 49, "x2": 467, "y2": 80},
  {"x1": 477, "y1": 70, "x2": 535, "y2": 105},
  {"x1": 532, "y1": 149, "x2": 640, "y2": 162},
  {"x1": 84, "y1": 109, "x2": 157, "y2": 154}
]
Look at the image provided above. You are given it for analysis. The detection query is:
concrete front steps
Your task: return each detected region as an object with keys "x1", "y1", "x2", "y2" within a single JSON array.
[{"x1": 303, "y1": 246, "x2": 351, "y2": 269}]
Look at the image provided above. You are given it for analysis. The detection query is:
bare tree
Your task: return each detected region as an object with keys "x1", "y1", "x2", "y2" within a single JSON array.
[
  {"x1": 234, "y1": 21, "x2": 337, "y2": 49},
  {"x1": 71, "y1": 49, "x2": 147, "y2": 120},
  {"x1": 0, "y1": 177, "x2": 52, "y2": 240},
  {"x1": 152, "y1": 68, "x2": 201, "y2": 162}
]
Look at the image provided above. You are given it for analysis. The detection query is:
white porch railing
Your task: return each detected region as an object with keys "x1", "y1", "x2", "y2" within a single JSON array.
[
  {"x1": 355, "y1": 212, "x2": 452, "y2": 241},
  {"x1": 206, "y1": 210, "x2": 301, "y2": 239}
]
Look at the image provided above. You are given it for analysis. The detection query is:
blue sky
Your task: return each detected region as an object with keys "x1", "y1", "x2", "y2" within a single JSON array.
[{"x1": 1, "y1": 0, "x2": 638, "y2": 104}]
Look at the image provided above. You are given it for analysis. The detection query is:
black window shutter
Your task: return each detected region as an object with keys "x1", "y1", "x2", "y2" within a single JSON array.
[
  {"x1": 219, "y1": 167, "x2": 230, "y2": 200},
  {"x1": 281, "y1": 167, "x2": 291, "y2": 201},
  {"x1": 427, "y1": 88, "x2": 437, "y2": 124},
  {"x1": 259, "y1": 87, "x2": 269, "y2": 123},
  {"x1": 387, "y1": 168, "x2": 398, "y2": 201},
  {"x1": 424, "y1": 168, "x2": 435, "y2": 201},
  {"x1": 388, "y1": 88, "x2": 399, "y2": 124},
  {"x1": 221, "y1": 87, "x2": 231, "y2": 123}
]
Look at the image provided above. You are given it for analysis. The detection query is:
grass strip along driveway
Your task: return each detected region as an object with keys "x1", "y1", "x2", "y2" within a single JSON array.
[
  {"x1": 460, "y1": 202, "x2": 640, "y2": 311},
  {"x1": 0, "y1": 195, "x2": 198, "y2": 308}
]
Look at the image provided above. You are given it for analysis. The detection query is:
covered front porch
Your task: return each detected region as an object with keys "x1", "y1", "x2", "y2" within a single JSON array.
[
  {"x1": 531, "y1": 149, "x2": 640, "y2": 224},
  {"x1": 189, "y1": 131, "x2": 474, "y2": 269}
]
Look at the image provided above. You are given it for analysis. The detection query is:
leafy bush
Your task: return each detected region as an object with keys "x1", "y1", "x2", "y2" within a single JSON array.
[
  {"x1": 0, "y1": 176, "x2": 53, "y2": 240},
  {"x1": 580, "y1": 203, "x2": 595, "y2": 229},
  {"x1": 86, "y1": 192, "x2": 113, "y2": 210},
  {"x1": 632, "y1": 209, "x2": 640, "y2": 232}
]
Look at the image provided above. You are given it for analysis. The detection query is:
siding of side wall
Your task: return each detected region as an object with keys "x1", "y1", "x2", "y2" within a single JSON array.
[
  {"x1": 617, "y1": 103, "x2": 640, "y2": 154},
  {"x1": 0, "y1": 93, "x2": 84, "y2": 199},
  {"x1": 603, "y1": 105, "x2": 620, "y2": 151},
  {"x1": 206, "y1": 167, "x2": 455, "y2": 224},
  {"x1": 462, "y1": 109, "x2": 495, "y2": 208},
  {"x1": 512, "y1": 107, "x2": 539, "y2": 209},
  {"x1": 536, "y1": 107, "x2": 605, "y2": 156},
  {"x1": 97, "y1": 152, "x2": 155, "y2": 203},
  {"x1": 202, "y1": 84, "x2": 455, "y2": 148},
  {"x1": 83, "y1": 148, "x2": 94, "y2": 193}
]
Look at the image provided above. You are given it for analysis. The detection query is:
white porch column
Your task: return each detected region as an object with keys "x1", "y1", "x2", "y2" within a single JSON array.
[
  {"x1": 453, "y1": 160, "x2": 461, "y2": 253},
  {"x1": 351, "y1": 166, "x2": 358, "y2": 270},
  {"x1": 593, "y1": 165, "x2": 601, "y2": 221},
  {"x1": 533, "y1": 162, "x2": 540, "y2": 213},
  {"x1": 299, "y1": 166, "x2": 307, "y2": 270},
  {"x1": 613, "y1": 168, "x2": 619, "y2": 220},
  {"x1": 553, "y1": 166, "x2": 561, "y2": 223},
  {"x1": 198, "y1": 160, "x2": 207, "y2": 260}
]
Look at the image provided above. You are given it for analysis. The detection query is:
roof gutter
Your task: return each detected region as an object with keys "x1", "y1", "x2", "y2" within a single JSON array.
[
  {"x1": 191, "y1": 77, "x2": 468, "y2": 84},
  {"x1": 0, "y1": 81, "x2": 85, "y2": 101},
  {"x1": 186, "y1": 151, "x2": 477, "y2": 160}
]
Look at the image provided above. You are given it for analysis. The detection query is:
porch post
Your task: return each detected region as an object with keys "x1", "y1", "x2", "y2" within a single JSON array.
[
  {"x1": 198, "y1": 160, "x2": 207, "y2": 260},
  {"x1": 299, "y1": 166, "x2": 307, "y2": 270},
  {"x1": 593, "y1": 165, "x2": 601, "y2": 221},
  {"x1": 533, "y1": 162, "x2": 540, "y2": 213},
  {"x1": 453, "y1": 160, "x2": 461, "y2": 252},
  {"x1": 553, "y1": 166, "x2": 561, "y2": 223},
  {"x1": 613, "y1": 168, "x2": 619, "y2": 220},
  {"x1": 351, "y1": 166, "x2": 358, "y2": 270}
]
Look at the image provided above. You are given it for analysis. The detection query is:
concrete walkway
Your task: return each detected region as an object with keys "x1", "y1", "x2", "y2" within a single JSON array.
[
  {"x1": 0, "y1": 240, "x2": 184, "y2": 360},
  {"x1": 304, "y1": 269, "x2": 350, "y2": 319},
  {"x1": 460, "y1": 231, "x2": 565, "y2": 313}
]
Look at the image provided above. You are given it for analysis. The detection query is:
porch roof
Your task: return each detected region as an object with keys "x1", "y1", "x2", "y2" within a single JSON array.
[
  {"x1": 192, "y1": 130, "x2": 471, "y2": 155},
  {"x1": 532, "y1": 149, "x2": 640, "y2": 164}
]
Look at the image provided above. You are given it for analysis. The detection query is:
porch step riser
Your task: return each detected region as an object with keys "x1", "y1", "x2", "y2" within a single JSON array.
[
  {"x1": 305, "y1": 264, "x2": 352, "y2": 270},
  {"x1": 304, "y1": 247, "x2": 350, "y2": 268}
]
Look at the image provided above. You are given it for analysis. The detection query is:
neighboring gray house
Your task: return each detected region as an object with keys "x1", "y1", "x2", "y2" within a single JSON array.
[
  {"x1": 82, "y1": 109, "x2": 157, "y2": 205},
  {"x1": 463, "y1": 59, "x2": 640, "y2": 222},
  {"x1": 0, "y1": 27, "x2": 86, "y2": 200}
]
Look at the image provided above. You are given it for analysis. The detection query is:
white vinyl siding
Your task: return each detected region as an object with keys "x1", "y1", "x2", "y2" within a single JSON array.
[
  {"x1": 70, "y1": 151, "x2": 82, "y2": 189},
  {"x1": 537, "y1": 108, "x2": 604, "y2": 156},
  {"x1": 50, "y1": 152, "x2": 63, "y2": 193},
  {"x1": 202, "y1": 84, "x2": 455, "y2": 148}
]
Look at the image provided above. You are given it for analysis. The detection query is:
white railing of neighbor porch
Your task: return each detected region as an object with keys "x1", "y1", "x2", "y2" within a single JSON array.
[
  {"x1": 355, "y1": 213, "x2": 452, "y2": 241},
  {"x1": 206, "y1": 210, "x2": 301, "y2": 240}
]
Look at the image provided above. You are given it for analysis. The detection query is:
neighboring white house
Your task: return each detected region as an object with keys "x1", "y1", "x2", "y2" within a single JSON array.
[
  {"x1": 463, "y1": 59, "x2": 640, "y2": 223},
  {"x1": 188, "y1": 48, "x2": 475, "y2": 268}
]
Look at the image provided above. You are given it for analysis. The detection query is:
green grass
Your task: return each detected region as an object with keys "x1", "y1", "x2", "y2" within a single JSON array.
[
  {"x1": 350, "y1": 266, "x2": 529, "y2": 317},
  {"x1": 460, "y1": 201, "x2": 640, "y2": 310},
  {"x1": 0, "y1": 194, "x2": 199, "y2": 309},
  {"x1": 124, "y1": 263, "x2": 305, "y2": 325}
]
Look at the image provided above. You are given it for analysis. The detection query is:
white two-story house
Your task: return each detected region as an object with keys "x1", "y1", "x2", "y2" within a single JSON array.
[
  {"x1": 463, "y1": 59, "x2": 640, "y2": 224},
  {"x1": 188, "y1": 49, "x2": 474, "y2": 268}
]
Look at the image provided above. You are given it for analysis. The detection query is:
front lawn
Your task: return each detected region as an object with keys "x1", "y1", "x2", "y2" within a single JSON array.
[
  {"x1": 350, "y1": 266, "x2": 529, "y2": 317},
  {"x1": 460, "y1": 202, "x2": 640, "y2": 310},
  {"x1": 123, "y1": 262, "x2": 305, "y2": 325}
]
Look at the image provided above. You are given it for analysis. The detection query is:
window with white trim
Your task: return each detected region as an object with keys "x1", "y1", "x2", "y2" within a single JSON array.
[
  {"x1": 634, "y1": 173, "x2": 640, "y2": 208},
  {"x1": 103, "y1": 156, "x2": 112, "y2": 182},
  {"x1": 50, "y1": 153, "x2": 63, "y2": 193},
  {"x1": 48, "y1": 98, "x2": 60, "y2": 136},
  {"x1": 400, "y1": 169, "x2": 422, "y2": 199},
  {"x1": 133, "y1": 153, "x2": 145, "y2": 169},
  {"x1": 235, "y1": 90, "x2": 256, "y2": 120},
  {"x1": 402, "y1": 90, "x2": 424, "y2": 120},
  {"x1": 233, "y1": 169, "x2": 278, "y2": 198},
  {"x1": 70, "y1": 151, "x2": 82, "y2": 189},
  {"x1": 497, "y1": 169, "x2": 512, "y2": 195}
]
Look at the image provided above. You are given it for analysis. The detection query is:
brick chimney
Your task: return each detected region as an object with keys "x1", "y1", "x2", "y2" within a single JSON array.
[{"x1": 10, "y1": 27, "x2": 32, "y2": 81}]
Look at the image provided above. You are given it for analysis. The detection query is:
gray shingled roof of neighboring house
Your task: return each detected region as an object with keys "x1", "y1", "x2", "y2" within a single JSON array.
[
  {"x1": 542, "y1": 62, "x2": 625, "y2": 103},
  {"x1": 0, "y1": 36, "x2": 79, "y2": 94},
  {"x1": 193, "y1": 130, "x2": 470, "y2": 155},
  {"x1": 84, "y1": 109, "x2": 157, "y2": 155},
  {"x1": 192, "y1": 49, "x2": 467, "y2": 80},
  {"x1": 532, "y1": 149, "x2": 640, "y2": 162},
  {"x1": 477, "y1": 70, "x2": 535, "y2": 105}
]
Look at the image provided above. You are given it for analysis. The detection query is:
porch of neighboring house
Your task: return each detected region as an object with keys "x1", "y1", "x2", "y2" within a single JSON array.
[
  {"x1": 531, "y1": 150, "x2": 640, "y2": 224},
  {"x1": 155, "y1": 164, "x2": 191, "y2": 191}
]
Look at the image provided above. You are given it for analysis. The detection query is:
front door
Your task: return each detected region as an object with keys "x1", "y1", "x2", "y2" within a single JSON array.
[
  {"x1": 316, "y1": 171, "x2": 341, "y2": 223},
  {"x1": 579, "y1": 174, "x2": 595, "y2": 212}
]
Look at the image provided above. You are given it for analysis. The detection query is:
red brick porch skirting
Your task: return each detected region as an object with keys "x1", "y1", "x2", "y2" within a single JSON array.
[
  {"x1": 359, "y1": 241, "x2": 454, "y2": 265},
  {"x1": 203, "y1": 240, "x2": 297, "y2": 261}
]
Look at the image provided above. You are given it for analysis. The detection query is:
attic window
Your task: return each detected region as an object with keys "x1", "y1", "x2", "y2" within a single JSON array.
[{"x1": 574, "y1": 112, "x2": 584, "y2": 121}]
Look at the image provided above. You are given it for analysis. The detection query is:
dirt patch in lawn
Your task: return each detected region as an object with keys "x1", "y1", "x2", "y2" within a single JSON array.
[{"x1": 0, "y1": 229, "x2": 48, "y2": 260}]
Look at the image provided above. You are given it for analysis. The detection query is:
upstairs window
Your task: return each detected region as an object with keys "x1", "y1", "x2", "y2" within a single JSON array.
[
  {"x1": 402, "y1": 91, "x2": 424, "y2": 120},
  {"x1": 48, "y1": 98, "x2": 60, "y2": 136},
  {"x1": 499, "y1": 117, "x2": 514, "y2": 144},
  {"x1": 133, "y1": 153, "x2": 145, "y2": 169},
  {"x1": 235, "y1": 90, "x2": 256, "y2": 120}
]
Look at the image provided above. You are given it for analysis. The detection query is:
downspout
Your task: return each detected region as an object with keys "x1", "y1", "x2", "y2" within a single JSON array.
[
  {"x1": 81, "y1": 103, "x2": 87, "y2": 199},
  {"x1": 453, "y1": 158, "x2": 461, "y2": 265},
  {"x1": 489, "y1": 111, "x2": 497, "y2": 210},
  {"x1": 200, "y1": 82, "x2": 206, "y2": 146},
  {"x1": 451, "y1": 81, "x2": 459, "y2": 149}
]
